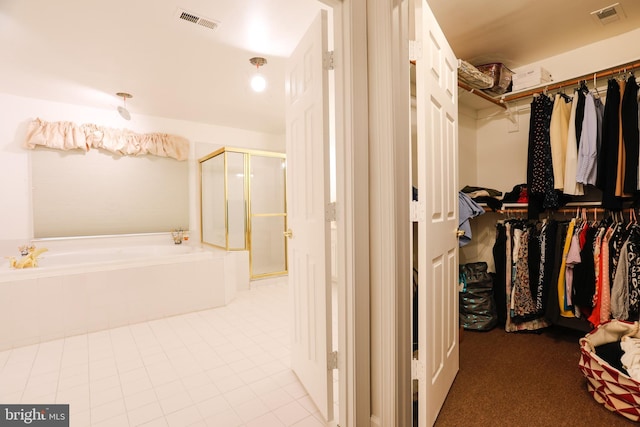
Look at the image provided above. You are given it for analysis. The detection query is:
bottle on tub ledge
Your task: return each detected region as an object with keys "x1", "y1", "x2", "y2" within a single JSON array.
[{"x1": 171, "y1": 228, "x2": 189, "y2": 244}]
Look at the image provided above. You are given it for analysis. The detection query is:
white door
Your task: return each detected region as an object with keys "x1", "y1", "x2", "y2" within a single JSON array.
[
  {"x1": 284, "y1": 10, "x2": 333, "y2": 423},
  {"x1": 414, "y1": 1, "x2": 459, "y2": 425}
]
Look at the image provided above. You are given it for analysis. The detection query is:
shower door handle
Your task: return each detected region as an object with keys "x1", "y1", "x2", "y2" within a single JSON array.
[{"x1": 283, "y1": 229, "x2": 294, "y2": 239}]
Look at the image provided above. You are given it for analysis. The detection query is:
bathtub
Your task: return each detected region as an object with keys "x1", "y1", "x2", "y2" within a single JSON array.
[{"x1": 0, "y1": 234, "x2": 249, "y2": 351}]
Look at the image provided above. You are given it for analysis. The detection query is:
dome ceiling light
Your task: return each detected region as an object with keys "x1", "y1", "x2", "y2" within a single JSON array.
[
  {"x1": 249, "y1": 57, "x2": 267, "y2": 93},
  {"x1": 116, "y1": 92, "x2": 132, "y2": 120}
]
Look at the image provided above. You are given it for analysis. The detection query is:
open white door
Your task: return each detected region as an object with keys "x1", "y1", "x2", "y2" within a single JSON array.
[
  {"x1": 414, "y1": 1, "x2": 459, "y2": 426},
  {"x1": 284, "y1": 10, "x2": 333, "y2": 423}
]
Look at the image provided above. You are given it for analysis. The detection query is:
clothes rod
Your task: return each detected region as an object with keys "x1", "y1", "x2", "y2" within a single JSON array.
[
  {"x1": 500, "y1": 59, "x2": 640, "y2": 103},
  {"x1": 491, "y1": 207, "x2": 635, "y2": 215},
  {"x1": 458, "y1": 81, "x2": 507, "y2": 109}
]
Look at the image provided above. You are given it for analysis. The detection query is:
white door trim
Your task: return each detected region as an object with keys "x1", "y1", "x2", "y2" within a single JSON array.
[
  {"x1": 319, "y1": 0, "x2": 371, "y2": 426},
  {"x1": 365, "y1": 0, "x2": 412, "y2": 426}
]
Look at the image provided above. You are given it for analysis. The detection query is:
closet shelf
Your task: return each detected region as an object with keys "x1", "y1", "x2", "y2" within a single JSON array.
[
  {"x1": 457, "y1": 58, "x2": 640, "y2": 108},
  {"x1": 479, "y1": 201, "x2": 603, "y2": 208},
  {"x1": 458, "y1": 81, "x2": 507, "y2": 110}
]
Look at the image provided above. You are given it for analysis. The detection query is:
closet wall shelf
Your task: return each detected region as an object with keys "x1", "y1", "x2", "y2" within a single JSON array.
[
  {"x1": 458, "y1": 81, "x2": 507, "y2": 110},
  {"x1": 499, "y1": 58, "x2": 640, "y2": 103},
  {"x1": 456, "y1": 58, "x2": 640, "y2": 108},
  {"x1": 501, "y1": 201, "x2": 603, "y2": 208},
  {"x1": 480, "y1": 201, "x2": 613, "y2": 215}
]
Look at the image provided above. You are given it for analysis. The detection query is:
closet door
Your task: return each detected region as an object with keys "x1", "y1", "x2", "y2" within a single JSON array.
[
  {"x1": 414, "y1": 1, "x2": 459, "y2": 425},
  {"x1": 284, "y1": 10, "x2": 333, "y2": 423}
]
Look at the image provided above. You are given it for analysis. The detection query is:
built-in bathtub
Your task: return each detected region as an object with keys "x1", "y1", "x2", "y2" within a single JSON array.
[{"x1": 0, "y1": 234, "x2": 249, "y2": 351}]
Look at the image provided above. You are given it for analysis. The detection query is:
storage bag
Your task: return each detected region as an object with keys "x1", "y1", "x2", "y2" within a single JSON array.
[
  {"x1": 579, "y1": 320, "x2": 640, "y2": 422},
  {"x1": 458, "y1": 59, "x2": 494, "y2": 90},
  {"x1": 458, "y1": 262, "x2": 497, "y2": 331}
]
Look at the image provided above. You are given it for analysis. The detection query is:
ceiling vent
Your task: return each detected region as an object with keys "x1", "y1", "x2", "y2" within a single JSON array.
[
  {"x1": 175, "y1": 8, "x2": 219, "y2": 31},
  {"x1": 591, "y1": 3, "x2": 626, "y2": 26}
]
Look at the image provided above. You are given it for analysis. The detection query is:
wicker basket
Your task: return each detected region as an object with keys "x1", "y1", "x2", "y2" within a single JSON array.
[{"x1": 579, "y1": 320, "x2": 640, "y2": 422}]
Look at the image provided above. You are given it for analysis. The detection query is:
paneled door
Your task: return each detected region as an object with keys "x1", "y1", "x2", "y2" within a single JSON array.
[
  {"x1": 284, "y1": 10, "x2": 333, "y2": 423},
  {"x1": 414, "y1": 0, "x2": 460, "y2": 425}
]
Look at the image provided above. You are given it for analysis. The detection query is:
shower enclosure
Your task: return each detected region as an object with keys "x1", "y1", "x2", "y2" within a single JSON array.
[{"x1": 199, "y1": 147, "x2": 287, "y2": 279}]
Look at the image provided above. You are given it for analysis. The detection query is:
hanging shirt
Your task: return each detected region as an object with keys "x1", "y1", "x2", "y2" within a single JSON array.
[
  {"x1": 558, "y1": 219, "x2": 576, "y2": 318},
  {"x1": 550, "y1": 94, "x2": 572, "y2": 190},
  {"x1": 565, "y1": 227, "x2": 582, "y2": 309},
  {"x1": 600, "y1": 226, "x2": 616, "y2": 324},
  {"x1": 587, "y1": 226, "x2": 607, "y2": 327},
  {"x1": 563, "y1": 91, "x2": 584, "y2": 195},
  {"x1": 576, "y1": 93, "x2": 599, "y2": 185}
]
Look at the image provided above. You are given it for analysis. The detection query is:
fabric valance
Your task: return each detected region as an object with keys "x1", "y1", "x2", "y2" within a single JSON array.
[{"x1": 24, "y1": 118, "x2": 190, "y2": 161}]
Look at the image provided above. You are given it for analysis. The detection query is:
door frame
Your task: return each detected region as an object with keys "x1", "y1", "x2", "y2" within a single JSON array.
[
  {"x1": 318, "y1": 0, "x2": 370, "y2": 426},
  {"x1": 325, "y1": 0, "x2": 415, "y2": 426}
]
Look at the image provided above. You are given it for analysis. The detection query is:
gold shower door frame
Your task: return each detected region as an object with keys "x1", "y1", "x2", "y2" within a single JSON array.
[{"x1": 199, "y1": 147, "x2": 288, "y2": 279}]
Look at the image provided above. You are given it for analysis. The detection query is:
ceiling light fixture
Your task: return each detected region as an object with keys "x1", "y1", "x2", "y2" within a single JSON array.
[
  {"x1": 249, "y1": 57, "x2": 267, "y2": 93},
  {"x1": 116, "y1": 92, "x2": 132, "y2": 120}
]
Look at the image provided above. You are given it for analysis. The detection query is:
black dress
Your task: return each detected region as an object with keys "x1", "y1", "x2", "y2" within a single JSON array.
[
  {"x1": 622, "y1": 75, "x2": 639, "y2": 194},
  {"x1": 527, "y1": 94, "x2": 558, "y2": 219},
  {"x1": 597, "y1": 79, "x2": 623, "y2": 210}
]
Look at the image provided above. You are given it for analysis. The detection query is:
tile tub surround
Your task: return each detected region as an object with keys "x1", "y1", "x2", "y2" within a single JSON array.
[{"x1": 0, "y1": 235, "x2": 249, "y2": 351}]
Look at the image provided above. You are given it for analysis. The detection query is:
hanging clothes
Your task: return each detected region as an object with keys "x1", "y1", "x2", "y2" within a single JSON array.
[
  {"x1": 493, "y1": 223, "x2": 508, "y2": 325},
  {"x1": 527, "y1": 94, "x2": 558, "y2": 219},
  {"x1": 573, "y1": 225, "x2": 598, "y2": 311},
  {"x1": 576, "y1": 92, "x2": 599, "y2": 185},
  {"x1": 494, "y1": 219, "x2": 551, "y2": 332},
  {"x1": 587, "y1": 225, "x2": 608, "y2": 327},
  {"x1": 615, "y1": 79, "x2": 627, "y2": 197},
  {"x1": 563, "y1": 91, "x2": 584, "y2": 196},
  {"x1": 575, "y1": 83, "x2": 588, "y2": 151},
  {"x1": 611, "y1": 223, "x2": 640, "y2": 320},
  {"x1": 597, "y1": 79, "x2": 623, "y2": 210},
  {"x1": 622, "y1": 75, "x2": 639, "y2": 194},
  {"x1": 550, "y1": 93, "x2": 573, "y2": 190}
]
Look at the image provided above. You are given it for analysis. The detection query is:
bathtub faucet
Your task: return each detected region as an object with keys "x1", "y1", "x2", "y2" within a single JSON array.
[
  {"x1": 8, "y1": 246, "x2": 48, "y2": 269},
  {"x1": 18, "y1": 244, "x2": 35, "y2": 256},
  {"x1": 171, "y1": 228, "x2": 184, "y2": 244}
]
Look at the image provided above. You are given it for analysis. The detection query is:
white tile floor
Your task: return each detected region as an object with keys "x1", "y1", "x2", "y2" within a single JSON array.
[{"x1": 0, "y1": 277, "x2": 327, "y2": 427}]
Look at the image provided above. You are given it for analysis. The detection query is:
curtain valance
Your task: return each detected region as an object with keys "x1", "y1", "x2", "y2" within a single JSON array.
[{"x1": 24, "y1": 118, "x2": 190, "y2": 161}]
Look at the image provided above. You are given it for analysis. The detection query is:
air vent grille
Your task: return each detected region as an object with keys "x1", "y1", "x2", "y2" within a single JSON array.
[
  {"x1": 597, "y1": 7, "x2": 617, "y2": 20},
  {"x1": 591, "y1": 3, "x2": 626, "y2": 26},
  {"x1": 176, "y1": 8, "x2": 219, "y2": 31}
]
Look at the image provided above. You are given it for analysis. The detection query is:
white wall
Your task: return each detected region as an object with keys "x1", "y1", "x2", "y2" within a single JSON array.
[
  {"x1": 458, "y1": 105, "x2": 481, "y2": 264},
  {"x1": 0, "y1": 92, "x2": 284, "y2": 255}
]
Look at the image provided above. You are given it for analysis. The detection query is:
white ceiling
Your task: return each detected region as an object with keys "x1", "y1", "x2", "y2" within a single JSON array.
[
  {"x1": 1, "y1": 0, "x2": 639, "y2": 134},
  {"x1": 429, "y1": 0, "x2": 640, "y2": 68}
]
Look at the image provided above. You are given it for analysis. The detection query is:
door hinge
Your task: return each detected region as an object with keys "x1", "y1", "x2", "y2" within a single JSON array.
[
  {"x1": 409, "y1": 40, "x2": 422, "y2": 61},
  {"x1": 328, "y1": 350, "x2": 338, "y2": 370},
  {"x1": 410, "y1": 200, "x2": 424, "y2": 222},
  {"x1": 323, "y1": 50, "x2": 335, "y2": 70},
  {"x1": 411, "y1": 358, "x2": 425, "y2": 381},
  {"x1": 326, "y1": 202, "x2": 337, "y2": 222}
]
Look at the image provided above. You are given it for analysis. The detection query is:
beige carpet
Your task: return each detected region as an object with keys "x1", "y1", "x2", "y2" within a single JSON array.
[{"x1": 433, "y1": 326, "x2": 638, "y2": 427}]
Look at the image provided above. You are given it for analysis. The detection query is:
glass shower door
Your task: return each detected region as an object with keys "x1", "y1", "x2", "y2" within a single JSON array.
[{"x1": 249, "y1": 154, "x2": 287, "y2": 277}]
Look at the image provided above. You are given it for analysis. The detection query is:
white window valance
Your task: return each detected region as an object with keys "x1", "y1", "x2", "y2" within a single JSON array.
[{"x1": 24, "y1": 118, "x2": 190, "y2": 161}]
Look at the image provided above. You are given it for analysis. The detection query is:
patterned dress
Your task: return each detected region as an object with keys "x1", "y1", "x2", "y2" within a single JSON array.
[{"x1": 527, "y1": 94, "x2": 559, "y2": 218}]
